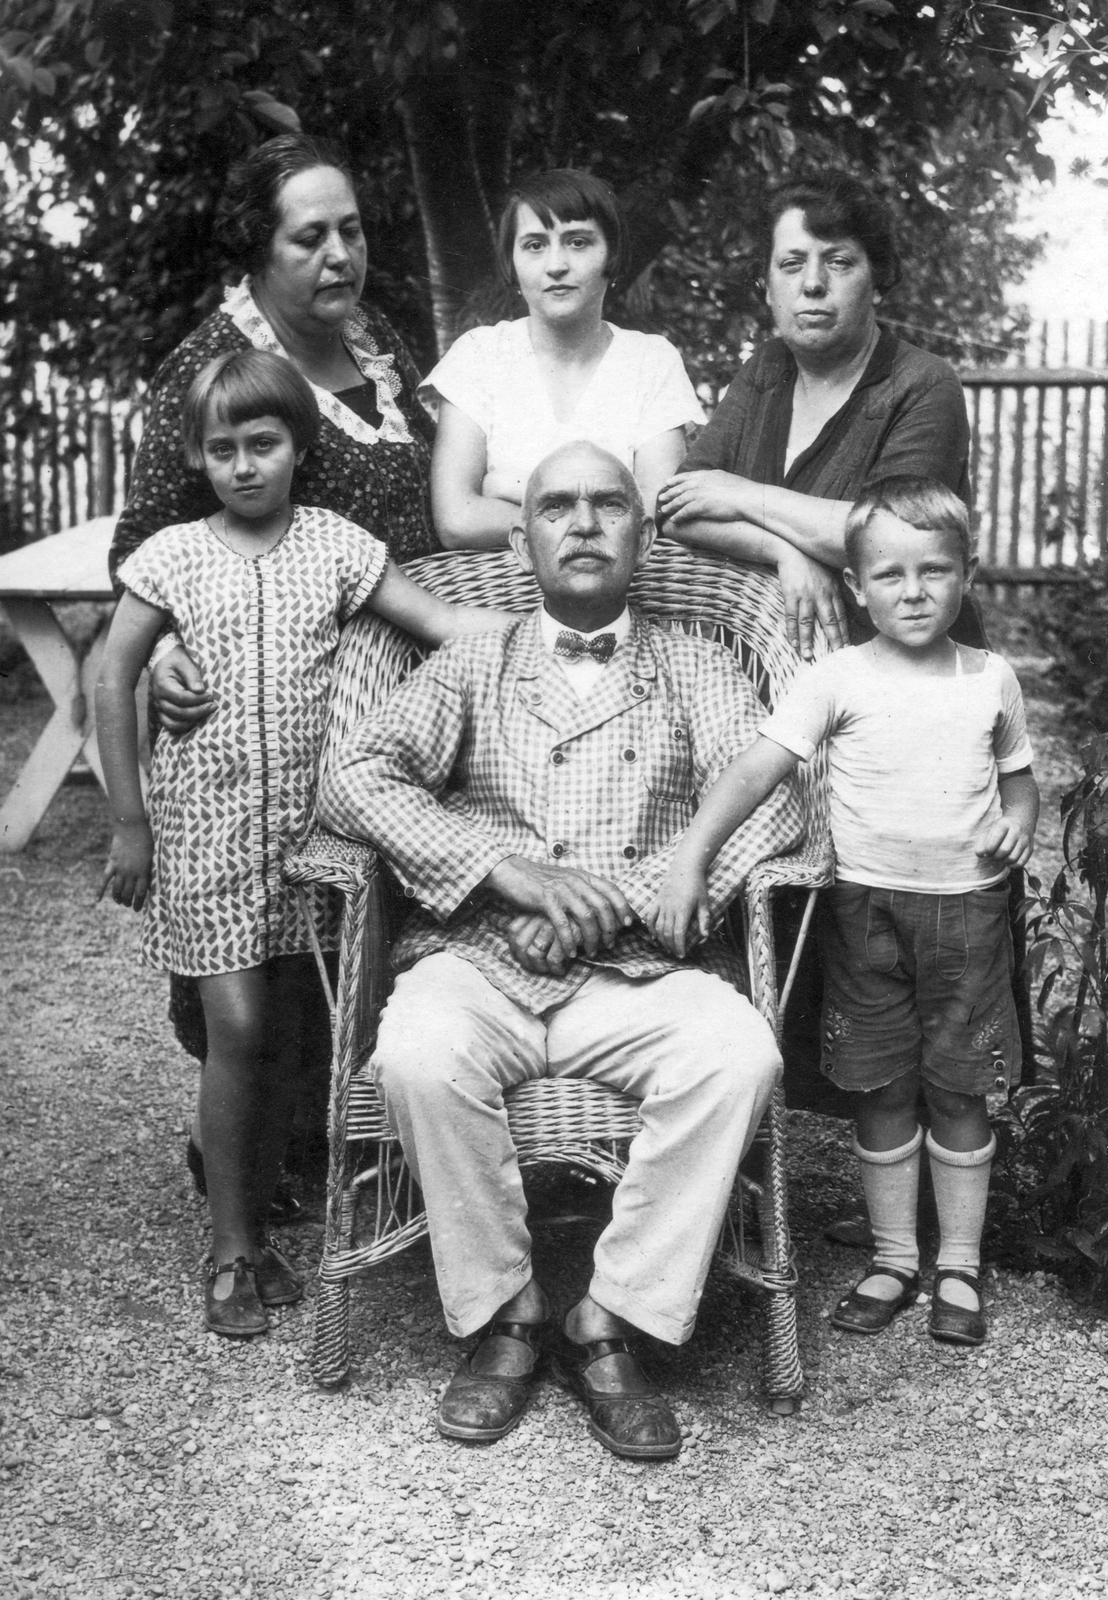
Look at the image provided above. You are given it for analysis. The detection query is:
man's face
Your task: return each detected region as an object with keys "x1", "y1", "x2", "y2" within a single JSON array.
[{"x1": 510, "y1": 446, "x2": 655, "y2": 628}]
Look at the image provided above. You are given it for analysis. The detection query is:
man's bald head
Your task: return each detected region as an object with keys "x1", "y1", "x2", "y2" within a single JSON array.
[
  {"x1": 521, "y1": 442, "x2": 644, "y2": 529},
  {"x1": 510, "y1": 440, "x2": 656, "y2": 631}
]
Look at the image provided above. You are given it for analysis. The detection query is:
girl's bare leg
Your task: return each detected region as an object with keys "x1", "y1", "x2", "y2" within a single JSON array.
[
  {"x1": 196, "y1": 966, "x2": 270, "y2": 1267},
  {"x1": 249, "y1": 955, "x2": 313, "y2": 1242}
]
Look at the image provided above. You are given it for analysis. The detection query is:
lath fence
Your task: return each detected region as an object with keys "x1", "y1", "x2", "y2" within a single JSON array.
[
  {"x1": 3, "y1": 323, "x2": 1107, "y2": 578},
  {"x1": 0, "y1": 370, "x2": 145, "y2": 553},
  {"x1": 960, "y1": 321, "x2": 1108, "y2": 582}
]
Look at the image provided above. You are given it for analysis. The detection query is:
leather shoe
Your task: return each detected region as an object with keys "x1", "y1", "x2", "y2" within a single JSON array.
[
  {"x1": 551, "y1": 1325, "x2": 681, "y2": 1460},
  {"x1": 929, "y1": 1268, "x2": 986, "y2": 1346},
  {"x1": 830, "y1": 1263, "x2": 919, "y2": 1335},
  {"x1": 255, "y1": 1239, "x2": 304, "y2": 1307},
  {"x1": 823, "y1": 1210, "x2": 874, "y2": 1249},
  {"x1": 437, "y1": 1319, "x2": 545, "y2": 1443},
  {"x1": 203, "y1": 1256, "x2": 267, "y2": 1339}
]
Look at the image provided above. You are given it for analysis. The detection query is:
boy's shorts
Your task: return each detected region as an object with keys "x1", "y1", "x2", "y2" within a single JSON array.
[{"x1": 818, "y1": 879, "x2": 1021, "y2": 1097}]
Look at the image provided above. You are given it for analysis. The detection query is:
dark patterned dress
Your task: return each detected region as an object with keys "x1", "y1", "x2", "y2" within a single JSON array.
[
  {"x1": 117, "y1": 508, "x2": 387, "y2": 976},
  {"x1": 110, "y1": 279, "x2": 437, "y2": 584}
]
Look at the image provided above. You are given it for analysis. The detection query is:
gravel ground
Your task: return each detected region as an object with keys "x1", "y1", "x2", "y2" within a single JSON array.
[{"x1": 3, "y1": 600, "x2": 1106, "y2": 1600}]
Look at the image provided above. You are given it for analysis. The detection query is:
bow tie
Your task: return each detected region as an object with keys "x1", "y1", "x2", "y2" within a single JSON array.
[{"x1": 554, "y1": 630, "x2": 617, "y2": 664}]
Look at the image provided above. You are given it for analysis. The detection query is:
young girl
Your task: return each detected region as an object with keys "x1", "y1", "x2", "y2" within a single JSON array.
[
  {"x1": 647, "y1": 477, "x2": 1038, "y2": 1347},
  {"x1": 97, "y1": 349, "x2": 508, "y2": 1338}
]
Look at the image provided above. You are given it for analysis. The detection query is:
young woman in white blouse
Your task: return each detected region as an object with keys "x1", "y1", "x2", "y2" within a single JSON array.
[{"x1": 423, "y1": 169, "x2": 704, "y2": 547}]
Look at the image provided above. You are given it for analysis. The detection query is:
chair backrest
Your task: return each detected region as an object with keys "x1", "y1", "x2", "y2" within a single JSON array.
[{"x1": 321, "y1": 543, "x2": 829, "y2": 854}]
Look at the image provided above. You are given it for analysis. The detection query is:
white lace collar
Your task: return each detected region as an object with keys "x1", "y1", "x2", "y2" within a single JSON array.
[{"x1": 220, "y1": 277, "x2": 413, "y2": 448}]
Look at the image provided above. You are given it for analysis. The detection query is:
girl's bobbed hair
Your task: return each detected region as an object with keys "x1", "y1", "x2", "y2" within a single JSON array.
[
  {"x1": 496, "y1": 168, "x2": 629, "y2": 287},
  {"x1": 759, "y1": 172, "x2": 901, "y2": 295},
  {"x1": 215, "y1": 133, "x2": 359, "y2": 276},
  {"x1": 845, "y1": 475, "x2": 973, "y2": 572},
  {"x1": 181, "y1": 350, "x2": 321, "y2": 468}
]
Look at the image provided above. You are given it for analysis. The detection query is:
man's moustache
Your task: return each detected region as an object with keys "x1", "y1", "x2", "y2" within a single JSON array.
[{"x1": 560, "y1": 546, "x2": 609, "y2": 564}]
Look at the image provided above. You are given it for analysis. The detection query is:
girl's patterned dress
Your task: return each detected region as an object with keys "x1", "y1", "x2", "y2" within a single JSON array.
[{"x1": 117, "y1": 507, "x2": 387, "y2": 976}]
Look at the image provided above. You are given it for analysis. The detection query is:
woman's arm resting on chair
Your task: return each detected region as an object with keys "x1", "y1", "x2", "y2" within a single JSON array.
[{"x1": 430, "y1": 400, "x2": 520, "y2": 551}]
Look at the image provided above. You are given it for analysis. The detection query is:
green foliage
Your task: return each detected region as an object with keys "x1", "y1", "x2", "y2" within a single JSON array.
[
  {"x1": 1027, "y1": 562, "x2": 1108, "y2": 735},
  {"x1": 995, "y1": 735, "x2": 1108, "y2": 1302},
  {"x1": 0, "y1": 1, "x2": 1103, "y2": 384}
]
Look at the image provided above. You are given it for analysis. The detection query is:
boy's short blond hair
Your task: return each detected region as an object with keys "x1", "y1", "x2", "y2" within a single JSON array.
[{"x1": 845, "y1": 476, "x2": 973, "y2": 572}]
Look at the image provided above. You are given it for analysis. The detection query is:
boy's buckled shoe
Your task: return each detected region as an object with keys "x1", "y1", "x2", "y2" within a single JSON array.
[
  {"x1": 550, "y1": 1325, "x2": 681, "y2": 1460},
  {"x1": 437, "y1": 1319, "x2": 545, "y2": 1442},
  {"x1": 929, "y1": 1268, "x2": 986, "y2": 1346},
  {"x1": 830, "y1": 1263, "x2": 919, "y2": 1335}
]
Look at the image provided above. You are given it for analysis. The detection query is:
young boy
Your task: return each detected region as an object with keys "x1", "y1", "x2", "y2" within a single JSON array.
[{"x1": 648, "y1": 475, "x2": 1038, "y2": 1346}]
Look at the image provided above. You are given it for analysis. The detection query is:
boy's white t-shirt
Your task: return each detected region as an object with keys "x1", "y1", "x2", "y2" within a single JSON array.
[{"x1": 759, "y1": 645, "x2": 1034, "y2": 894}]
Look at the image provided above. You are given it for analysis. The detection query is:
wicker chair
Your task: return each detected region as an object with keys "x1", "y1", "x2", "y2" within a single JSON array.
[{"x1": 283, "y1": 543, "x2": 832, "y2": 1409}]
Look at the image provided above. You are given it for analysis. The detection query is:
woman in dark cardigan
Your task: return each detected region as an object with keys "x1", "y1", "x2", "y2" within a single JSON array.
[
  {"x1": 658, "y1": 172, "x2": 983, "y2": 662},
  {"x1": 110, "y1": 133, "x2": 441, "y2": 1178}
]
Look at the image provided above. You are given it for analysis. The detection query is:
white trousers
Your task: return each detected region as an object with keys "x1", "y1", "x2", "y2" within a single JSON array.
[{"x1": 371, "y1": 953, "x2": 780, "y2": 1343}]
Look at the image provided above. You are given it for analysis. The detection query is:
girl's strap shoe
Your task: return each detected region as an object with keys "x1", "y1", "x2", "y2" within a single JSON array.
[{"x1": 203, "y1": 1256, "x2": 267, "y2": 1339}]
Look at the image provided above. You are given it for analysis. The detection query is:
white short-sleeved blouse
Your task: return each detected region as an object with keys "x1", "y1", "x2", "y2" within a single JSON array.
[{"x1": 420, "y1": 319, "x2": 704, "y2": 497}]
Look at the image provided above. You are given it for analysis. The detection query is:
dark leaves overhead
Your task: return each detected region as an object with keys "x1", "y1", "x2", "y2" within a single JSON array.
[{"x1": 0, "y1": 0, "x2": 1103, "y2": 381}]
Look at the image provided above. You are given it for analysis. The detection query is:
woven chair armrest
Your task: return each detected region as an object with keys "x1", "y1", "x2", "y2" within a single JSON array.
[
  {"x1": 283, "y1": 827, "x2": 380, "y2": 897},
  {"x1": 747, "y1": 844, "x2": 835, "y2": 895}
]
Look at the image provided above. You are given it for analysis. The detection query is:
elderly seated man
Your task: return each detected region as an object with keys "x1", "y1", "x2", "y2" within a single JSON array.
[{"x1": 318, "y1": 441, "x2": 803, "y2": 1459}]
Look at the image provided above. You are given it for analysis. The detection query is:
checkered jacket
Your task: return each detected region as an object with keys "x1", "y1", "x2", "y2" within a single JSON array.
[{"x1": 319, "y1": 609, "x2": 805, "y2": 1013}]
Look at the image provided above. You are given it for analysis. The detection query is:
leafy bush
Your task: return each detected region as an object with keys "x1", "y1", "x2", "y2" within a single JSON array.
[
  {"x1": 994, "y1": 734, "x2": 1108, "y2": 1300},
  {"x1": 1028, "y1": 561, "x2": 1108, "y2": 733}
]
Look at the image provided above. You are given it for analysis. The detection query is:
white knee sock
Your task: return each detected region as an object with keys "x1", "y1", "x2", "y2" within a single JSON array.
[
  {"x1": 927, "y1": 1132, "x2": 995, "y2": 1309},
  {"x1": 853, "y1": 1127, "x2": 923, "y2": 1295}
]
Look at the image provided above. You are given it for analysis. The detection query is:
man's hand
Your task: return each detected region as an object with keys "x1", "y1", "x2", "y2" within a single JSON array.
[
  {"x1": 976, "y1": 816, "x2": 1034, "y2": 869},
  {"x1": 645, "y1": 858, "x2": 711, "y2": 959},
  {"x1": 151, "y1": 646, "x2": 217, "y2": 735},
  {"x1": 507, "y1": 913, "x2": 574, "y2": 976},
  {"x1": 657, "y1": 470, "x2": 747, "y2": 526},
  {"x1": 484, "y1": 856, "x2": 634, "y2": 961},
  {"x1": 775, "y1": 546, "x2": 848, "y2": 660},
  {"x1": 98, "y1": 820, "x2": 154, "y2": 910}
]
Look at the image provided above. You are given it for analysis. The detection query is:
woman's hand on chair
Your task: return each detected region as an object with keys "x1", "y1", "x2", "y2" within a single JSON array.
[
  {"x1": 151, "y1": 646, "x2": 217, "y2": 735},
  {"x1": 773, "y1": 546, "x2": 848, "y2": 661},
  {"x1": 657, "y1": 469, "x2": 748, "y2": 526}
]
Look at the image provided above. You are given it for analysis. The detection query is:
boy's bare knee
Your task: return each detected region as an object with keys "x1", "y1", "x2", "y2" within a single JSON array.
[
  {"x1": 923, "y1": 1081, "x2": 986, "y2": 1123},
  {"x1": 868, "y1": 1069, "x2": 919, "y2": 1114}
]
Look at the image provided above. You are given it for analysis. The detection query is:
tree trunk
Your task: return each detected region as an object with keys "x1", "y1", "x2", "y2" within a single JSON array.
[{"x1": 397, "y1": 69, "x2": 499, "y2": 353}]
